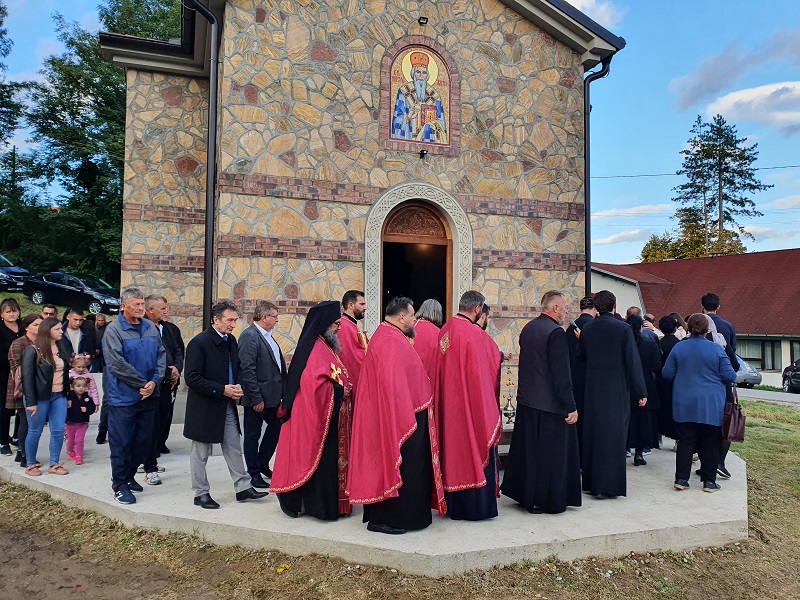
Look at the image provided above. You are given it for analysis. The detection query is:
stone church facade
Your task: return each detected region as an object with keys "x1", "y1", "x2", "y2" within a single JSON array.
[{"x1": 102, "y1": 0, "x2": 623, "y2": 366}]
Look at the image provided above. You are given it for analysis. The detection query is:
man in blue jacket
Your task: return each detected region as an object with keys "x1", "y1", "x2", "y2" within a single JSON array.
[{"x1": 103, "y1": 287, "x2": 165, "y2": 505}]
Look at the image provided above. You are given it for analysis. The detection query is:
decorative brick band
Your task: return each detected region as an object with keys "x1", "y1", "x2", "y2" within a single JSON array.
[
  {"x1": 473, "y1": 250, "x2": 585, "y2": 271},
  {"x1": 123, "y1": 204, "x2": 206, "y2": 224},
  {"x1": 121, "y1": 254, "x2": 205, "y2": 272},
  {"x1": 218, "y1": 173, "x2": 585, "y2": 220},
  {"x1": 217, "y1": 236, "x2": 364, "y2": 262}
]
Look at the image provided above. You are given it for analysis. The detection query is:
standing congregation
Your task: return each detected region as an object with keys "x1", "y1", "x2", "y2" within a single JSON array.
[{"x1": 1, "y1": 284, "x2": 741, "y2": 531}]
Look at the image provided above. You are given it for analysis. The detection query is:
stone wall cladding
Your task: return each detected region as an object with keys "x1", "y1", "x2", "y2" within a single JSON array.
[
  {"x1": 219, "y1": 0, "x2": 585, "y2": 204},
  {"x1": 121, "y1": 69, "x2": 210, "y2": 341}
]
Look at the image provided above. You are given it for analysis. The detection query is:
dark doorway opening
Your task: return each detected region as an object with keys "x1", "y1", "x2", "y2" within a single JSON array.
[{"x1": 382, "y1": 242, "x2": 447, "y2": 318}]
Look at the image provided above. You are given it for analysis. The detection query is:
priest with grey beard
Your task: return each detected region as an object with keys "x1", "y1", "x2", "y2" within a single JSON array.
[{"x1": 272, "y1": 301, "x2": 355, "y2": 521}]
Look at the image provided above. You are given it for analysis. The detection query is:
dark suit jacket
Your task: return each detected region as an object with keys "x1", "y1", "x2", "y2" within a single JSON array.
[
  {"x1": 237, "y1": 323, "x2": 286, "y2": 409},
  {"x1": 158, "y1": 320, "x2": 185, "y2": 391},
  {"x1": 708, "y1": 314, "x2": 737, "y2": 353},
  {"x1": 183, "y1": 327, "x2": 240, "y2": 444}
]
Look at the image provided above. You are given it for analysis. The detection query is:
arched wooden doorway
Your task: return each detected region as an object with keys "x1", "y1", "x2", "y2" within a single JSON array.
[{"x1": 381, "y1": 201, "x2": 452, "y2": 319}]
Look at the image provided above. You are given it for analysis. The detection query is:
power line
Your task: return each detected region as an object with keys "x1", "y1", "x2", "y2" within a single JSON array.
[{"x1": 591, "y1": 164, "x2": 800, "y2": 179}]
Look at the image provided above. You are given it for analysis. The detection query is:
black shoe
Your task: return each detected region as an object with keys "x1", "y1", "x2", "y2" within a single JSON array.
[
  {"x1": 527, "y1": 507, "x2": 545, "y2": 514},
  {"x1": 0, "y1": 445, "x2": 11, "y2": 456},
  {"x1": 19, "y1": 458, "x2": 26, "y2": 468},
  {"x1": 674, "y1": 479, "x2": 690, "y2": 490},
  {"x1": 695, "y1": 469, "x2": 702, "y2": 477},
  {"x1": 14, "y1": 451, "x2": 22, "y2": 463},
  {"x1": 280, "y1": 504, "x2": 300, "y2": 518},
  {"x1": 703, "y1": 481, "x2": 721, "y2": 493},
  {"x1": 367, "y1": 522, "x2": 407, "y2": 535},
  {"x1": 236, "y1": 487, "x2": 269, "y2": 502},
  {"x1": 159, "y1": 446, "x2": 170, "y2": 454},
  {"x1": 262, "y1": 466, "x2": 273, "y2": 478},
  {"x1": 250, "y1": 475, "x2": 271, "y2": 489},
  {"x1": 633, "y1": 454, "x2": 647, "y2": 466},
  {"x1": 717, "y1": 465, "x2": 731, "y2": 479},
  {"x1": 96, "y1": 434, "x2": 107, "y2": 444},
  {"x1": 194, "y1": 493, "x2": 220, "y2": 509},
  {"x1": 127, "y1": 479, "x2": 144, "y2": 493},
  {"x1": 595, "y1": 493, "x2": 617, "y2": 500}
]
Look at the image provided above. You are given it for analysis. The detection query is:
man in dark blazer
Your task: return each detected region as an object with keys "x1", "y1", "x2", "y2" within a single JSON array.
[
  {"x1": 502, "y1": 290, "x2": 581, "y2": 515},
  {"x1": 61, "y1": 309, "x2": 97, "y2": 359},
  {"x1": 238, "y1": 300, "x2": 287, "y2": 489},
  {"x1": 183, "y1": 301, "x2": 268, "y2": 509},
  {"x1": 140, "y1": 295, "x2": 185, "y2": 485}
]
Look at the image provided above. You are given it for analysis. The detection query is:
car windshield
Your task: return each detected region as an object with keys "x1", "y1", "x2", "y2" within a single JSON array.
[
  {"x1": 79, "y1": 276, "x2": 114, "y2": 290},
  {"x1": 0, "y1": 254, "x2": 13, "y2": 267}
]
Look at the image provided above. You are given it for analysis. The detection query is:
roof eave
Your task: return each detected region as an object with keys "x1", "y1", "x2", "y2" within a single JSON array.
[
  {"x1": 500, "y1": 0, "x2": 625, "y2": 69},
  {"x1": 99, "y1": 0, "x2": 222, "y2": 78}
]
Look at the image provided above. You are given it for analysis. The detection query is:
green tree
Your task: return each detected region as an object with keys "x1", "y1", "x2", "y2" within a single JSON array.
[
  {"x1": 672, "y1": 114, "x2": 771, "y2": 249},
  {"x1": 0, "y1": 0, "x2": 25, "y2": 145},
  {"x1": 22, "y1": 1, "x2": 181, "y2": 283},
  {"x1": 639, "y1": 207, "x2": 747, "y2": 263}
]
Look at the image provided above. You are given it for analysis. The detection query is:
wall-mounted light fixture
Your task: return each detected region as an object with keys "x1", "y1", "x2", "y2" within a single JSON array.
[
  {"x1": 418, "y1": 16, "x2": 428, "y2": 26},
  {"x1": 419, "y1": 149, "x2": 428, "y2": 159}
]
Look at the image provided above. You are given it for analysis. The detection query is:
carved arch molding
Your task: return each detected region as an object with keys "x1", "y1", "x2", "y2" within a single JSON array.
[{"x1": 364, "y1": 182, "x2": 473, "y2": 334}]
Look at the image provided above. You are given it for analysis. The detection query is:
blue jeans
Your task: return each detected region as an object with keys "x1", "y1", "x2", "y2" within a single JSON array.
[{"x1": 24, "y1": 393, "x2": 67, "y2": 467}]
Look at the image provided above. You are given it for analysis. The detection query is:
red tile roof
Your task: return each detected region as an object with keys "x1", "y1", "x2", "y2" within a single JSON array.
[{"x1": 594, "y1": 248, "x2": 800, "y2": 336}]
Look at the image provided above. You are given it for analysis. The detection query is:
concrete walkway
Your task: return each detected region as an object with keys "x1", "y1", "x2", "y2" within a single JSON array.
[{"x1": 0, "y1": 417, "x2": 748, "y2": 577}]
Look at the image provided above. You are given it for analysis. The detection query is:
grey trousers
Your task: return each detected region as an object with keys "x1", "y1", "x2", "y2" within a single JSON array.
[{"x1": 190, "y1": 402, "x2": 251, "y2": 497}]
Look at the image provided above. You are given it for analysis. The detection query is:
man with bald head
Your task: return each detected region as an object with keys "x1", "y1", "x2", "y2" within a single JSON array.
[{"x1": 503, "y1": 290, "x2": 581, "y2": 514}]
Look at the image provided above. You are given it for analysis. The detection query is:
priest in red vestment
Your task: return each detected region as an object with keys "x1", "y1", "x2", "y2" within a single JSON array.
[
  {"x1": 437, "y1": 291, "x2": 502, "y2": 520},
  {"x1": 413, "y1": 298, "x2": 443, "y2": 382},
  {"x1": 347, "y1": 296, "x2": 446, "y2": 535},
  {"x1": 272, "y1": 301, "x2": 353, "y2": 520},
  {"x1": 337, "y1": 290, "x2": 369, "y2": 392}
]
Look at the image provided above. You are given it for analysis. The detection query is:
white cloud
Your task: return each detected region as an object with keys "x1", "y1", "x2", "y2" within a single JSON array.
[
  {"x1": 706, "y1": 82, "x2": 800, "y2": 136},
  {"x1": 592, "y1": 203, "x2": 673, "y2": 220},
  {"x1": 760, "y1": 195, "x2": 800, "y2": 209},
  {"x1": 595, "y1": 229, "x2": 651, "y2": 245},
  {"x1": 744, "y1": 225, "x2": 799, "y2": 241},
  {"x1": 563, "y1": 0, "x2": 624, "y2": 29},
  {"x1": 670, "y1": 28, "x2": 800, "y2": 110}
]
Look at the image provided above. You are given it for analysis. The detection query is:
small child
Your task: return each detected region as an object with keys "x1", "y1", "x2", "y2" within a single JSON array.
[
  {"x1": 66, "y1": 376, "x2": 96, "y2": 465},
  {"x1": 70, "y1": 354, "x2": 100, "y2": 407}
]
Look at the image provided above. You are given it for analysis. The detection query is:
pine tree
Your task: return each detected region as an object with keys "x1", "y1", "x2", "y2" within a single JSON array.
[{"x1": 672, "y1": 114, "x2": 771, "y2": 251}]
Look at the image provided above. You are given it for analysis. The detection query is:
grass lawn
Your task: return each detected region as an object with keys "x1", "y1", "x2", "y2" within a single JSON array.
[
  {"x1": 0, "y1": 291, "x2": 69, "y2": 318},
  {"x1": 754, "y1": 384, "x2": 785, "y2": 393},
  {"x1": 0, "y1": 399, "x2": 798, "y2": 599}
]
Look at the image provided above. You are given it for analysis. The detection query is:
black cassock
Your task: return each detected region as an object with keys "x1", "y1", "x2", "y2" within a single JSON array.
[
  {"x1": 657, "y1": 334, "x2": 680, "y2": 440},
  {"x1": 502, "y1": 314, "x2": 581, "y2": 514},
  {"x1": 578, "y1": 313, "x2": 647, "y2": 497},
  {"x1": 566, "y1": 312, "x2": 594, "y2": 458},
  {"x1": 627, "y1": 333, "x2": 662, "y2": 451}
]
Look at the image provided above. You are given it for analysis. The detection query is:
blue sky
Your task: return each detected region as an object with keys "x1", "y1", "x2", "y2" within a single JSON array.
[{"x1": 3, "y1": 0, "x2": 799, "y2": 265}]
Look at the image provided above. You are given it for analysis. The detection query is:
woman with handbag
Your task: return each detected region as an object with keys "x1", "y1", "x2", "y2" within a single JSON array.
[
  {"x1": 6, "y1": 314, "x2": 43, "y2": 467},
  {"x1": 662, "y1": 314, "x2": 737, "y2": 493},
  {"x1": 20, "y1": 317, "x2": 70, "y2": 476}
]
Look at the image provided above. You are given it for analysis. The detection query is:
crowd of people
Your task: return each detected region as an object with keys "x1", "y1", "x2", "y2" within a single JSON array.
[{"x1": 0, "y1": 285, "x2": 739, "y2": 534}]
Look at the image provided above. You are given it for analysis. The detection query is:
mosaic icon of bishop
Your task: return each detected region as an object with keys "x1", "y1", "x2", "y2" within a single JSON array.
[{"x1": 391, "y1": 50, "x2": 448, "y2": 144}]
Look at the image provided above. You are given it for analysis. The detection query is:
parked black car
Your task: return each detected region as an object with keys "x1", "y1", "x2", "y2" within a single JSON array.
[
  {"x1": 0, "y1": 253, "x2": 30, "y2": 291},
  {"x1": 783, "y1": 359, "x2": 800, "y2": 394},
  {"x1": 23, "y1": 272, "x2": 120, "y2": 314}
]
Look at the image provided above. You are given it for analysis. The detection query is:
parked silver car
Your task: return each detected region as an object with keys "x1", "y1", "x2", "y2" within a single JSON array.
[{"x1": 735, "y1": 355, "x2": 762, "y2": 388}]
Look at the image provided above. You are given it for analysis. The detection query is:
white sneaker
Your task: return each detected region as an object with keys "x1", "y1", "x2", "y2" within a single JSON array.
[
  {"x1": 145, "y1": 472, "x2": 162, "y2": 485},
  {"x1": 137, "y1": 465, "x2": 145, "y2": 473},
  {"x1": 156, "y1": 465, "x2": 166, "y2": 473}
]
